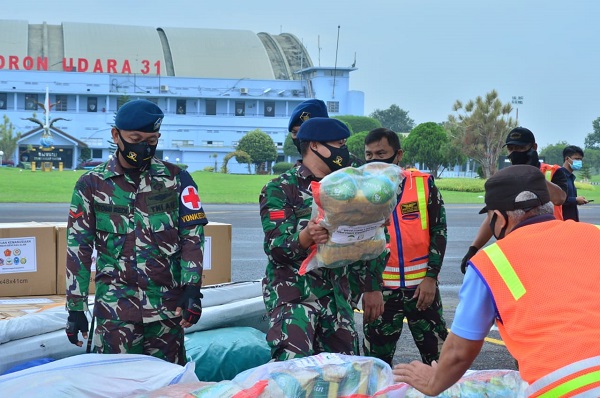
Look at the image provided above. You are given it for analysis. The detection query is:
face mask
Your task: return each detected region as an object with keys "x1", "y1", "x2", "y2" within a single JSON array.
[
  {"x1": 571, "y1": 159, "x2": 583, "y2": 171},
  {"x1": 292, "y1": 138, "x2": 302, "y2": 154},
  {"x1": 118, "y1": 130, "x2": 157, "y2": 169},
  {"x1": 489, "y1": 212, "x2": 508, "y2": 240},
  {"x1": 366, "y1": 152, "x2": 397, "y2": 165},
  {"x1": 311, "y1": 143, "x2": 350, "y2": 172},
  {"x1": 508, "y1": 147, "x2": 539, "y2": 166}
]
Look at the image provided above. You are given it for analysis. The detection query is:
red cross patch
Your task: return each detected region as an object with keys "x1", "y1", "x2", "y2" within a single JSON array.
[{"x1": 181, "y1": 186, "x2": 202, "y2": 210}]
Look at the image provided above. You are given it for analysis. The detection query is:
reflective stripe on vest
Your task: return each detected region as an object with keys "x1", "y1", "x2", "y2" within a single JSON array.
[
  {"x1": 415, "y1": 177, "x2": 428, "y2": 230},
  {"x1": 482, "y1": 244, "x2": 526, "y2": 301},
  {"x1": 527, "y1": 355, "x2": 600, "y2": 397}
]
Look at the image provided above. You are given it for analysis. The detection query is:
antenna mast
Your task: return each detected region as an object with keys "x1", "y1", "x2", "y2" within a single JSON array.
[{"x1": 332, "y1": 25, "x2": 340, "y2": 99}]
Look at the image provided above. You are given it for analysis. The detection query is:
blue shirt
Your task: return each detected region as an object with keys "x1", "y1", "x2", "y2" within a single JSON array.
[{"x1": 560, "y1": 167, "x2": 579, "y2": 221}]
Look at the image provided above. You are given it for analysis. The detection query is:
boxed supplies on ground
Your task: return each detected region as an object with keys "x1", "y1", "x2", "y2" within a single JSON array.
[
  {"x1": 202, "y1": 222, "x2": 232, "y2": 285},
  {"x1": 0, "y1": 222, "x2": 57, "y2": 296}
]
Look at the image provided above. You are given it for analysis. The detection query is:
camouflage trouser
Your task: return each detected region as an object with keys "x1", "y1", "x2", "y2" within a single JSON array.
[
  {"x1": 94, "y1": 317, "x2": 186, "y2": 365},
  {"x1": 363, "y1": 287, "x2": 447, "y2": 366},
  {"x1": 265, "y1": 296, "x2": 359, "y2": 362}
]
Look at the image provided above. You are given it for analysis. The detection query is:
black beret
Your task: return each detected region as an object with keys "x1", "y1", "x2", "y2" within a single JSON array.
[
  {"x1": 114, "y1": 99, "x2": 164, "y2": 133},
  {"x1": 479, "y1": 165, "x2": 550, "y2": 214},
  {"x1": 296, "y1": 117, "x2": 350, "y2": 142},
  {"x1": 288, "y1": 99, "x2": 329, "y2": 132},
  {"x1": 504, "y1": 126, "x2": 536, "y2": 147}
]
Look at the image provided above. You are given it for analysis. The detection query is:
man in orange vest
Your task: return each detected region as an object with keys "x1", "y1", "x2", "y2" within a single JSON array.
[
  {"x1": 393, "y1": 165, "x2": 600, "y2": 397},
  {"x1": 362, "y1": 127, "x2": 448, "y2": 367},
  {"x1": 460, "y1": 127, "x2": 567, "y2": 274}
]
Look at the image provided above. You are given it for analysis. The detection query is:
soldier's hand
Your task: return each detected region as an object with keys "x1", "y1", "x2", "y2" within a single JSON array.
[
  {"x1": 362, "y1": 290, "x2": 384, "y2": 323},
  {"x1": 176, "y1": 285, "x2": 203, "y2": 327},
  {"x1": 306, "y1": 220, "x2": 329, "y2": 245},
  {"x1": 66, "y1": 311, "x2": 89, "y2": 347},
  {"x1": 461, "y1": 246, "x2": 479, "y2": 274}
]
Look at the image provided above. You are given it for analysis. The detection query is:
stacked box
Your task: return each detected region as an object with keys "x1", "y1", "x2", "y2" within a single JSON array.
[
  {"x1": 0, "y1": 222, "x2": 57, "y2": 296},
  {"x1": 202, "y1": 222, "x2": 232, "y2": 285}
]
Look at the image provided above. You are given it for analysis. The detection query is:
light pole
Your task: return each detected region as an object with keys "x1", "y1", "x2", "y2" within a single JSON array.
[{"x1": 511, "y1": 96, "x2": 524, "y2": 123}]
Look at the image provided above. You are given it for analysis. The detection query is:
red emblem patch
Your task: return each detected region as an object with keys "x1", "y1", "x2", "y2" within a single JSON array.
[
  {"x1": 269, "y1": 210, "x2": 285, "y2": 221},
  {"x1": 69, "y1": 210, "x2": 83, "y2": 219}
]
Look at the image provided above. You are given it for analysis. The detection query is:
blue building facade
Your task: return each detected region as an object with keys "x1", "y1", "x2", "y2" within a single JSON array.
[{"x1": 0, "y1": 20, "x2": 363, "y2": 173}]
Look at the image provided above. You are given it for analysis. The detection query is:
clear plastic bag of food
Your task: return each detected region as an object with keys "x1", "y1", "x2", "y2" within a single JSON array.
[{"x1": 299, "y1": 163, "x2": 403, "y2": 275}]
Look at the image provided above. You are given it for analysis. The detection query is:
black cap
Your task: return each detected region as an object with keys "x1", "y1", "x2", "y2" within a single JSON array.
[
  {"x1": 115, "y1": 99, "x2": 164, "y2": 133},
  {"x1": 504, "y1": 127, "x2": 536, "y2": 147},
  {"x1": 479, "y1": 165, "x2": 550, "y2": 214}
]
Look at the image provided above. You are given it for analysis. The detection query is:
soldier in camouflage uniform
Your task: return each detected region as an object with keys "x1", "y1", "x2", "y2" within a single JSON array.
[
  {"x1": 362, "y1": 128, "x2": 448, "y2": 367},
  {"x1": 260, "y1": 117, "x2": 387, "y2": 361},
  {"x1": 65, "y1": 100, "x2": 207, "y2": 365}
]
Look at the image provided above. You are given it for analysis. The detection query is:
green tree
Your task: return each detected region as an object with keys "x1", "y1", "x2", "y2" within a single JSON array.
[
  {"x1": 0, "y1": 115, "x2": 22, "y2": 162},
  {"x1": 283, "y1": 132, "x2": 298, "y2": 157},
  {"x1": 235, "y1": 129, "x2": 278, "y2": 174},
  {"x1": 539, "y1": 141, "x2": 569, "y2": 165},
  {"x1": 221, "y1": 150, "x2": 252, "y2": 174},
  {"x1": 580, "y1": 162, "x2": 592, "y2": 181},
  {"x1": 448, "y1": 90, "x2": 515, "y2": 178},
  {"x1": 369, "y1": 104, "x2": 415, "y2": 133},
  {"x1": 584, "y1": 117, "x2": 600, "y2": 149},
  {"x1": 581, "y1": 148, "x2": 600, "y2": 174},
  {"x1": 346, "y1": 131, "x2": 369, "y2": 162},
  {"x1": 334, "y1": 115, "x2": 381, "y2": 135},
  {"x1": 402, "y1": 122, "x2": 451, "y2": 178}
]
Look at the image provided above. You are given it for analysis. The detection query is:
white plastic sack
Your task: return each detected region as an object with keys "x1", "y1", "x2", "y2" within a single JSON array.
[{"x1": 0, "y1": 353, "x2": 199, "y2": 398}]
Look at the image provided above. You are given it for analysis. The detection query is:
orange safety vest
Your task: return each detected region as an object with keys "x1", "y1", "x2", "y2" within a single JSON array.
[
  {"x1": 383, "y1": 170, "x2": 431, "y2": 289},
  {"x1": 539, "y1": 163, "x2": 563, "y2": 220},
  {"x1": 471, "y1": 220, "x2": 600, "y2": 397}
]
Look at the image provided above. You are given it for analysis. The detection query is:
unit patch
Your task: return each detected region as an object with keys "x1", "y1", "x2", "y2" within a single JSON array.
[{"x1": 401, "y1": 201, "x2": 419, "y2": 214}]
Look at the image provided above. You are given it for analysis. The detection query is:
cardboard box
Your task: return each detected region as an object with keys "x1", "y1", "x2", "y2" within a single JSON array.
[
  {"x1": 51, "y1": 222, "x2": 96, "y2": 296},
  {"x1": 0, "y1": 222, "x2": 57, "y2": 296},
  {"x1": 202, "y1": 222, "x2": 232, "y2": 285}
]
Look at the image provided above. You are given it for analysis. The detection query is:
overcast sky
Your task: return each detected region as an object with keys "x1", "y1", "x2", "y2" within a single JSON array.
[{"x1": 9, "y1": 0, "x2": 600, "y2": 149}]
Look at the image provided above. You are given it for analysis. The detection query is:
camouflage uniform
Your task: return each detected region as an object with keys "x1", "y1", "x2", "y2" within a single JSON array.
[
  {"x1": 66, "y1": 156, "x2": 207, "y2": 364},
  {"x1": 363, "y1": 177, "x2": 448, "y2": 366},
  {"x1": 260, "y1": 164, "x2": 386, "y2": 361}
]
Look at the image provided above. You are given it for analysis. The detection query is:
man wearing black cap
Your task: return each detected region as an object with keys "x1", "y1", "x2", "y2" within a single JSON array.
[
  {"x1": 287, "y1": 99, "x2": 329, "y2": 156},
  {"x1": 260, "y1": 117, "x2": 386, "y2": 361},
  {"x1": 460, "y1": 127, "x2": 568, "y2": 274},
  {"x1": 393, "y1": 165, "x2": 600, "y2": 397},
  {"x1": 65, "y1": 99, "x2": 207, "y2": 365}
]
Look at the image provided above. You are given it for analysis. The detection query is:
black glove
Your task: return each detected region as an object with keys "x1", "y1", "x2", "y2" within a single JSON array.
[
  {"x1": 461, "y1": 246, "x2": 479, "y2": 274},
  {"x1": 177, "y1": 285, "x2": 203, "y2": 325},
  {"x1": 66, "y1": 311, "x2": 89, "y2": 346}
]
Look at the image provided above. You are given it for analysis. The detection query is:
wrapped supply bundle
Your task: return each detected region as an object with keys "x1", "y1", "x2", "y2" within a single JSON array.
[{"x1": 299, "y1": 163, "x2": 403, "y2": 275}]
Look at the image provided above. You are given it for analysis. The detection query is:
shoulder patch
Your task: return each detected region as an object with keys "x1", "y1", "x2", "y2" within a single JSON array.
[{"x1": 181, "y1": 185, "x2": 202, "y2": 210}]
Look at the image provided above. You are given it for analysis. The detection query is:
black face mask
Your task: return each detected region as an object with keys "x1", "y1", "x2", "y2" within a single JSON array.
[
  {"x1": 118, "y1": 130, "x2": 157, "y2": 169},
  {"x1": 311, "y1": 143, "x2": 350, "y2": 172},
  {"x1": 366, "y1": 152, "x2": 397, "y2": 165},
  {"x1": 292, "y1": 138, "x2": 302, "y2": 154},
  {"x1": 489, "y1": 211, "x2": 508, "y2": 240},
  {"x1": 508, "y1": 148, "x2": 539, "y2": 167}
]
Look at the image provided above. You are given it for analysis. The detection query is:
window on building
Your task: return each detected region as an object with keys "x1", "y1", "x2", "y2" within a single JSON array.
[
  {"x1": 91, "y1": 149, "x2": 103, "y2": 158},
  {"x1": 0, "y1": 93, "x2": 6, "y2": 109},
  {"x1": 206, "y1": 130, "x2": 219, "y2": 134},
  {"x1": 264, "y1": 101, "x2": 275, "y2": 117},
  {"x1": 172, "y1": 139, "x2": 195, "y2": 147},
  {"x1": 235, "y1": 101, "x2": 245, "y2": 116},
  {"x1": 55, "y1": 95, "x2": 68, "y2": 112},
  {"x1": 206, "y1": 99, "x2": 216, "y2": 115},
  {"x1": 87, "y1": 97, "x2": 98, "y2": 112},
  {"x1": 327, "y1": 101, "x2": 340, "y2": 113},
  {"x1": 203, "y1": 140, "x2": 224, "y2": 147},
  {"x1": 176, "y1": 99, "x2": 186, "y2": 114},
  {"x1": 25, "y1": 94, "x2": 38, "y2": 110}
]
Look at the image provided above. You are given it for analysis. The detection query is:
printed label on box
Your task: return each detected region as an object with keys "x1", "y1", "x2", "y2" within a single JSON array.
[{"x1": 0, "y1": 236, "x2": 37, "y2": 274}]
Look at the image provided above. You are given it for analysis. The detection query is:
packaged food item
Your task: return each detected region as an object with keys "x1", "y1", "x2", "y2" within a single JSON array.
[{"x1": 300, "y1": 163, "x2": 403, "y2": 275}]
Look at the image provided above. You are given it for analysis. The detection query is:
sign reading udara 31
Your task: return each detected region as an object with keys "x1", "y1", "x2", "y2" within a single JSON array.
[{"x1": 0, "y1": 55, "x2": 162, "y2": 75}]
